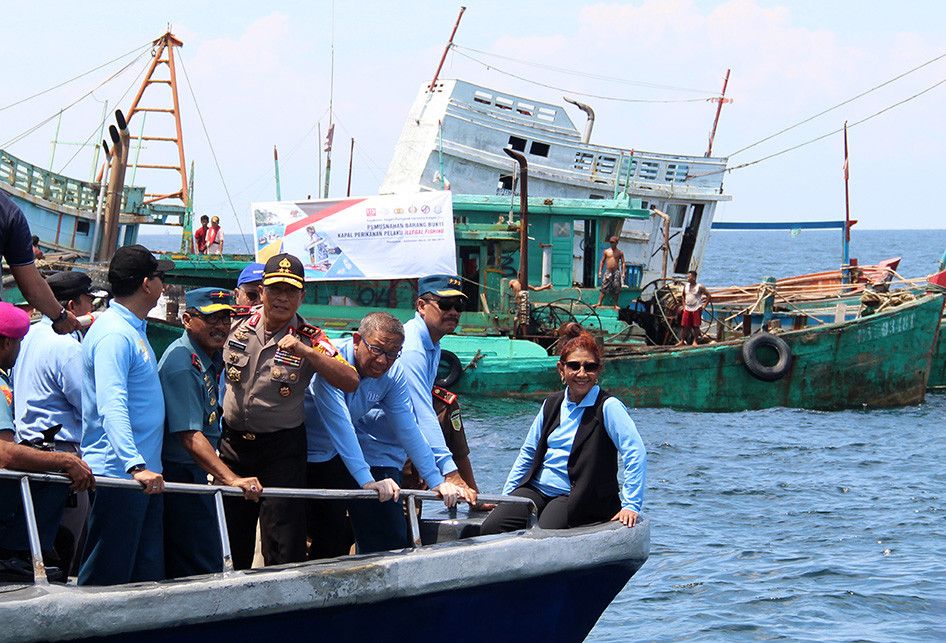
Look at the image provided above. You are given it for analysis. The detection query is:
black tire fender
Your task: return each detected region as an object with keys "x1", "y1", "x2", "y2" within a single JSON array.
[
  {"x1": 741, "y1": 332, "x2": 793, "y2": 382},
  {"x1": 436, "y1": 350, "x2": 463, "y2": 388}
]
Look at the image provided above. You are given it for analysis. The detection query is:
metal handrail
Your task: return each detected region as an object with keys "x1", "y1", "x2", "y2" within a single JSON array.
[{"x1": 0, "y1": 468, "x2": 536, "y2": 586}]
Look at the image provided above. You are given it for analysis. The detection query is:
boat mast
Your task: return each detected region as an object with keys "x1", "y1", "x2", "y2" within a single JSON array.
[
  {"x1": 346, "y1": 137, "x2": 354, "y2": 197},
  {"x1": 428, "y1": 6, "x2": 466, "y2": 92},
  {"x1": 704, "y1": 69, "x2": 731, "y2": 157},
  {"x1": 842, "y1": 121, "x2": 851, "y2": 273},
  {"x1": 322, "y1": 0, "x2": 335, "y2": 198},
  {"x1": 274, "y1": 145, "x2": 282, "y2": 200}
]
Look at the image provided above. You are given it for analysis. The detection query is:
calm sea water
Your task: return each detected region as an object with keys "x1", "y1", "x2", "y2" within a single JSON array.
[{"x1": 142, "y1": 228, "x2": 946, "y2": 640}]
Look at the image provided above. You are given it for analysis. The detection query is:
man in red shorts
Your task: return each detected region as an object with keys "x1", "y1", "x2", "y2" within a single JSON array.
[{"x1": 678, "y1": 270, "x2": 710, "y2": 346}]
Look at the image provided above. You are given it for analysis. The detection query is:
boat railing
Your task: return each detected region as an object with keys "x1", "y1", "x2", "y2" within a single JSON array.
[
  {"x1": 0, "y1": 148, "x2": 144, "y2": 216},
  {"x1": 0, "y1": 468, "x2": 536, "y2": 587}
]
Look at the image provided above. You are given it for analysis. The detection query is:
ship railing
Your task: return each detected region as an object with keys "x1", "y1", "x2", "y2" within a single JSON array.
[
  {"x1": 0, "y1": 148, "x2": 145, "y2": 216},
  {"x1": 0, "y1": 468, "x2": 536, "y2": 586}
]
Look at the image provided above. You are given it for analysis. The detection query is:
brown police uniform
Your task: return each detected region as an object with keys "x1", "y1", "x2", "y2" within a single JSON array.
[{"x1": 218, "y1": 305, "x2": 348, "y2": 569}]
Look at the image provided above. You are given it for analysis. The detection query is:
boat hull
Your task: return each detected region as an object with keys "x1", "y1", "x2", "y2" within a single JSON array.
[
  {"x1": 0, "y1": 519, "x2": 649, "y2": 643},
  {"x1": 453, "y1": 295, "x2": 945, "y2": 411}
]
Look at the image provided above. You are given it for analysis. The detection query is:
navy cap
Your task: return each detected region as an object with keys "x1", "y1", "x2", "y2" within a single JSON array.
[
  {"x1": 263, "y1": 253, "x2": 305, "y2": 289},
  {"x1": 107, "y1": 244, "x2": 174, "y2": 285},
  {"x1": 237, "y1": 262, "x2": 264, "y2": 287},
  {"x1": 186, "y1": 287, "x2": 234, "y2": 314},
  {"x1": 47, "y1": 271, "x2": 95, "y2": 301},
  {"x1": 418, "y1": 274, "x2": 466, "y2": 299}
]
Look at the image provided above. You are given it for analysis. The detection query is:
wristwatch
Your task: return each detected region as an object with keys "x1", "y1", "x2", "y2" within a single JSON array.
[
  {"x1": 52, "y1": 307, "x2": 68, "y2": 325},
  {"x1": 128, "y1": 465, "x2": 146, "y2": 474}
]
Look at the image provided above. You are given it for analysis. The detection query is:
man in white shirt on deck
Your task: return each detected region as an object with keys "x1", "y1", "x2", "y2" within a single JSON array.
[{"x1": 678, "y1": 270, "x2": 711, "y2": 347}]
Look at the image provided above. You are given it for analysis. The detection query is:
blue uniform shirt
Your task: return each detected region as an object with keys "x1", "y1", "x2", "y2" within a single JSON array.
[
  {"x1": 158, "y1": 331, "x2": 223, "y2": 466},
  {"x1": 14, "y1": 318, "x2": 84, "y2": 444},
  {"x1": 80, "y1": 301, "x2": 165, "y2": 477},
  {"x1": 0, "y1": 192, "x2": 38, "y2": 269},
  {"x1": 502, "y1": 386, "x2": 647, "y2": 512},
  {"x1": 305, "y1": 338, "x2": 445, "y2": 489},
  {"x1": 395, "y1": 314, "x2": 457, "y2": 474}
]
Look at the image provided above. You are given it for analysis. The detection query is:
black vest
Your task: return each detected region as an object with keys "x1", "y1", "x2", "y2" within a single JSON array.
[{"x1": 522, "y1": 388, "x2": 621, "y2": 527}]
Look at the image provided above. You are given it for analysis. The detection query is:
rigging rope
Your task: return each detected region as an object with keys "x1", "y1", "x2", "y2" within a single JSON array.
[
  {"x1": 0, "y1": 40, "x2": 153, "y2": 113},
  {"x1": 453, "y1": 44, "x2": 717, "y2": 94},
  {"x1": 177, "y1": 53, "x2": 252, "y2": 254},
  {"x1": 55, "y1": 61, "x2": 151, "y2": 176},
  {"x1": 688, "y1": 75, "x2": 946, "y2": 179},
  {"x1": 727, "y1": 50, "x2": 946, "y2": 157},
  {"x1": 1, "y1": 50, "x2": 149, "y2": 150},
  {"x1": 451, "y1": 49, "x2": 715, "y2": 104}
]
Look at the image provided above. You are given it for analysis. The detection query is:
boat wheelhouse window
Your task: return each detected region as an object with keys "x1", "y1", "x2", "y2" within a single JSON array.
[
  {"x1": 473, "y1": 91, "x2": 492, "y2": 105},
  {"x1": 667, "y1": 204, "x2": 687, "y2": 228},
  {"x1": 529, "y1": 142, "x2": 550, "y2": 157},
  {"x1": 517, "y1": 102, "x2": 534, "y2": 116},
  {"x1": 596, "y1": 156, "x2": 616, "y2": 174},
  {"x1": 589, "y1": 194, "x2": 605, "y2": 200},
  {"x1": 76, "y1": 220, "x2": 90, "y2": 235},
  {"x1": 508, "y1": 136, "x2": 527, "y2": 152},
  {"x1": 638, "y1": 161, "x2": 659, "y2": 181},
  {"x1": 537, "y1": 107, "x2": 556, "y2": 122},
  {"x1": 665, "y1": 163, "x2": 689, "y2": 182},
  {"x1": 574, "y1": 152, "x2": 594, "y2": 171},
  {"x1": 495, "y1": 97, "x2": 514, "y2": 110},
  {"x1": 498, "y1": 174, "x2": 514, "y2": 191}
]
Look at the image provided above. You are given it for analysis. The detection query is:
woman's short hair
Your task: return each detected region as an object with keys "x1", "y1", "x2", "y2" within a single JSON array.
[{"x1": 557, "y1": 322, "x2": 602, "y2": 362}]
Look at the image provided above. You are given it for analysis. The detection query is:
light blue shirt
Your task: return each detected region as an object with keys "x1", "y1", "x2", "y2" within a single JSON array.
[
  {"x1": 158, "y1": 331, "x2": 223, "y2": 466},
  {"x1": 396, "y1": 314, "x2": 457, "y2": 474},
  {"x1": 305, "y1": 338, "x2": 445, "y2": 489},
  {"x1": 502, "y1": 386, "x2": 647, "y2": 512},
  {"x1": 13, "y1": 318, "x2": 83, "y2": 444},
  {"x1": 0, "y1": 370, "x2": 14, "y2": 434},
  {"x1": 80, "y1": 301, "x2": 165, "y2": 477}
]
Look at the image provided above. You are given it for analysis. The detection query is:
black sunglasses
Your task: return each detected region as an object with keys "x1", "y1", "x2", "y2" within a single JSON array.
[
  {"x1": 563, "y1": 360, "x2": 601, "y2": 373},
  {"x1": 426, "y1": 297, "x2": 466, "y2": 313}
]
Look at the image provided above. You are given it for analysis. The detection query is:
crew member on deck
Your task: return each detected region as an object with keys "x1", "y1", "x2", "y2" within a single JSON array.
[
  {"x1": 194, "y1": 215, "x2": 210, "y2": 254},
  {"x1": 481, "y1": 323, "x2": 646, "y2": 534},
  {"x1": 0, "y1": 192, "x2": 81, "y2": 334},
  {"x1": 77, "y1": 245, "x2": 174, "y2": 586},
  {"x1": 207, "y1": 216, "x2": 224, "y2": 254},
  {"x1": 219, "y1": 253, "x2": 358, "y2": 569},
  {"x1": 12, "y1": 271, "x2": 100, "y2": 571},
  {"x1": 305, "y1": 312, "x2": 464, "y2": 557},
  {"x1": 159, "y1": 287, "x2": 263, "y2": 579}
]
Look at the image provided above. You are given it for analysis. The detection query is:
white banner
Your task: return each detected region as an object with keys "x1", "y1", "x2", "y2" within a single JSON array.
[{"x1": 252, "y1": 191, "x2": 456, "y2": 281}]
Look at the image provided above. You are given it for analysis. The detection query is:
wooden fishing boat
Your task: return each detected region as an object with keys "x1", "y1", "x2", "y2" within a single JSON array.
[{"x1": 0, "y1": 471, "x2": 649, "y2": 642}]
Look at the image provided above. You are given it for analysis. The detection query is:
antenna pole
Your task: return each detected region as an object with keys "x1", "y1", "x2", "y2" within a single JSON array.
[
  {"x1": 842, "y1": 121, "x2": 851, "y2": 269},
  {"x1": 274, "y1": 145, "x2": 282, "y2": 200},
  {"x1": 704, "y1": 68, "x2": 731, "y2": 157},
  {"x1": 346, "y1": 138, "x2": 355, "y2": 197},
  {"x1": 323, "y1": 0, "x2": 335, "y2": 198},
  {"x1": 429, "y1": 6, "x2": 466, "y2": 92}
]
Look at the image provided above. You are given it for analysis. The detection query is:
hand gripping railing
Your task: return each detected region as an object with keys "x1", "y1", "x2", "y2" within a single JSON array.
[{"x1": 0, "y1": 469, "x2": 536, "y2": 586}]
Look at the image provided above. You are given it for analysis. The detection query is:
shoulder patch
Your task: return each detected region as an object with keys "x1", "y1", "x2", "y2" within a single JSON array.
[
  {"x1": 191, "y1": 353, "x2": 203, "y2": 371},
  {"x1": 232, "y1": 305, "x2": 253, "y2": 317},
  {"x1": 432, "y1": 386, "x2": 457, "y2": 405}
]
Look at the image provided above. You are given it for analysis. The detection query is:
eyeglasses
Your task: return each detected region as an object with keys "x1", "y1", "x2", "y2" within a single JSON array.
[
  {"x1": 241, "y1": 288, "x2": 260, "y2": 302},
  {"x1": 425, "y1": 297, "x2": 466, "y2": 313},
  {"x1": 199, "y1": 311, "x2": 232, "y2": 326},
  {"x1": 563, "y1": 360, "x2": 601, "y2": 373},
  {"x1": 361, "y1": 338, "x2": 402, "y2": 361}
]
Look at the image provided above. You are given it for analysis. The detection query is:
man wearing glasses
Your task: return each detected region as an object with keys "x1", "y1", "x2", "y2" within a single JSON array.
[
  {"x1": 78, "y1": 245, "x2": 174, "y2": 585},
  {"x1": 232, "y1": 262, "x2": 264, "y2": 308},
  {"x1": 158, "y1": 288, "x2": 262, "y2": 579},
  {"x1": 219, "y1": 253, "x2": 358, "y2": 569},
  {"x1": 399, "y1": 275, "x2": 483, "y2": 502},
  {"x1": 305, "y1": 312, "x2": 465, "y2": 556}
]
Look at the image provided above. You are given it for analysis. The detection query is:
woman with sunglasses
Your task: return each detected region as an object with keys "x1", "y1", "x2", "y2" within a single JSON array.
[{"x1": 480, "y1": 323, "x2": 646, "y2": 534}]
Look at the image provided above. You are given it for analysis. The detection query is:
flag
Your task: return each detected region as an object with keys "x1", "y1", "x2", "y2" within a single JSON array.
[{"x1": 324, "y1": 124, "x2": 335, "y2": 153}]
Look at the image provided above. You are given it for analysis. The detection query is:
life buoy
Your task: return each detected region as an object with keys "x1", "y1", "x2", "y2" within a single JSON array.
[
  {"x1": 741, "y1": 332, "x2": 793, "y2": 381},
  {"x1": 436, "y1": 350, "x2": 463, "y2": 388}
]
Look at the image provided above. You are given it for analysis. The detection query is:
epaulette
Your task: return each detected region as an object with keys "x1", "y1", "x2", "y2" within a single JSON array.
[
  {"x1": 432, "y1": 386, "x2": 457, "y2": 405},
  {"x1": 191, "y1": 353, "x2": 203, "y2": 371},
  {"x1": 296, "y1": 323, "x2": 322, "y2": 340},
  {"x1": 232, "y1": 305, "x2": 254, "y2": 317},
  {"x1": 247, "y1": 311, "x2": 261, "y2": 328}
]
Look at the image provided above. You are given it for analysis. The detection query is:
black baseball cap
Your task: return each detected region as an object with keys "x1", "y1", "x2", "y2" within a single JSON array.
[
  {"x1": 262, "y1": 253, "x2": 305, "y2": 289},
  {"x1": 47, "y1": 271, "x2": 103, "y2": 301},
  {"x1": 107, "y1": 245, "x2": 175, "y2": 285}
]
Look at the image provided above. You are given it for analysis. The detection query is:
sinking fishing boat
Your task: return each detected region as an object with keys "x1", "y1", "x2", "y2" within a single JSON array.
[{"x1": 0, "y1": 471, "x2": 649, "y2": 642}]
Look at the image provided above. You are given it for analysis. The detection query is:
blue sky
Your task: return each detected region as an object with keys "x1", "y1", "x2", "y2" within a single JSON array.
[{"x1": 3, "y1": 0, "x2": 945, "y2": 240}]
